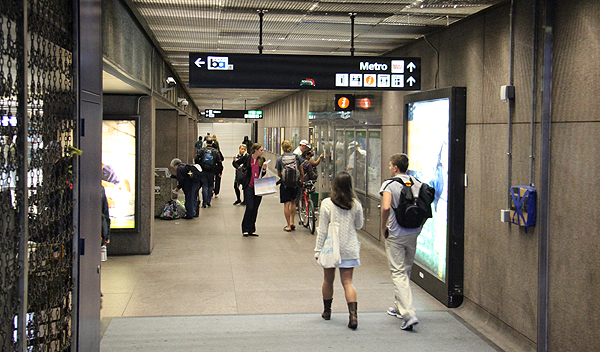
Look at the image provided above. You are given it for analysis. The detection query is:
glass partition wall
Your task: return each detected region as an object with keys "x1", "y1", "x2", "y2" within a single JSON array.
[{"x1": 310, "y1": 122, "x2": 382, "y2": 240}]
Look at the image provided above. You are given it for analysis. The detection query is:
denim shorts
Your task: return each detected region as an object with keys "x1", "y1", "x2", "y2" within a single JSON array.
[{"x1": 338, "y1": 259, "x2": 361, "y2": 268}]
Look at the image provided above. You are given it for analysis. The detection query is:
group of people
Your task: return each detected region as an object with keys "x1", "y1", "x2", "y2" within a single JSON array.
[
  {"x1": 170, "y1": 133, "x2": 225, "y2": 218},
  {"x1": 171, "y1": 135, "x2": 426, "y2": 332}
]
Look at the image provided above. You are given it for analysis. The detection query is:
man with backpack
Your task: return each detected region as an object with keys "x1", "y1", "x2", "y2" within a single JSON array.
[
  {"x1": 276, "y1": 140, "x2": 304, "y2": 232},
  {"x1": 380, "y1": 153, "x2": 434, "y2": 331},
  {"x1": 170, "y1": 158, "x2": 202, "y2": 218},
  {"x1": 195, "y1": 137, "x2": 223, "y2": 208}
]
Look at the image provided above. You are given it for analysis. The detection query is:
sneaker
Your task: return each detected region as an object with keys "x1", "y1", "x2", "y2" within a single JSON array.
[
  {"x1": 387, "y1": 307, "x2": 402, "y2": 319},
  {"x1": 233, "y1": 200, "x2": 241, "y2": 205},
  {"x1": 400, "y1": 316, "x2": 419, "y2": 331}
]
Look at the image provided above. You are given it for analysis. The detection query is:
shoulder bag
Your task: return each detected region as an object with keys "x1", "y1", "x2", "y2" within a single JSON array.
[{"x1": 318, "y1": 202, "x2": 342, "y2": 268}]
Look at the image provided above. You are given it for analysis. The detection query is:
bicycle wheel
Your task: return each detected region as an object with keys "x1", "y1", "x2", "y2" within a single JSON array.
[
  {"x1": 307, "y1": 199, "x2": 316, "y2": 234},
  {"x1": 298, "y1": 193, "x2": 308, "y2": 226}
]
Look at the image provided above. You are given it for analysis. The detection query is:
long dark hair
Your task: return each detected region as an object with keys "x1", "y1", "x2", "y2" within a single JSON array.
[{"x1": 330, "y1": 171, "x2": 355, "y2": 210}]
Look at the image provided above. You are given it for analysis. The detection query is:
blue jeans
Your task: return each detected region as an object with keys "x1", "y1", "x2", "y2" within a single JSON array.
[
  {"x1": 200, "y1": 172, "x2": 215, "y2": 206},
  {"x1": 183, "y1": 181, "x2": 201, "y2": 217}
]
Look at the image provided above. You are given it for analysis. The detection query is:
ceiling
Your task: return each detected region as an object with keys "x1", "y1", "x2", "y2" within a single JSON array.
[{"x1": 110, "y1": 0, "x2": 505, "y2": 111}]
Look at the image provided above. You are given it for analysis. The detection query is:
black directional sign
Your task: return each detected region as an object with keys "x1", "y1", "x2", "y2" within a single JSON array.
[
  {"x1": 204, "y1": 109, "x2": 263, "y2": 119},
  {"x1": 189, "y1": 53, "x2": 421, "y2": 91}
]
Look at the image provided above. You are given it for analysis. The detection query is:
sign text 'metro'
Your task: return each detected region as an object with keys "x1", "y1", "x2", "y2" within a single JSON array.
[{"x1": 189, "y1": 53, "x2": 420, "y2": 91}]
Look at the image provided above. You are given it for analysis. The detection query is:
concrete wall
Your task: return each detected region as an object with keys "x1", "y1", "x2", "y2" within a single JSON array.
[
  {"x1": 259, "y1": 90, "x2": 310, "y2": 162},
  {"x1": 155, "y1": 109, "x2": 179, "y2": 169},
  {"x1": 386, "y1": 0, "x2": 600, "y2": 350}
]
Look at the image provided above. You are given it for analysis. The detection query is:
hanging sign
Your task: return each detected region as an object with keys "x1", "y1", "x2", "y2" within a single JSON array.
[{"x1": 190, "y1": 53, "x2": 421, "y2": 91}]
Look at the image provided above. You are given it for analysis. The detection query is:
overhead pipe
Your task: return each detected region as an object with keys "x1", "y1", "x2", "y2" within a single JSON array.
[
  {"x1": 257, "y1": 10, "x2": 266, "y2": 54},
  {"x1": 349, "y1": 13, "x2": 356, "y2": 56}
]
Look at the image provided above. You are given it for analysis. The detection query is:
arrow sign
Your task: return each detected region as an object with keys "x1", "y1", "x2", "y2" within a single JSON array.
[
  {"x1": 195, "y1": 58, "x2": 205, "y2": 68},
  {"x1": 407, "y1": 76, "x2": 416, "y2": 86},
  {"x1": 407, "y1": 62, "x2": 416, "y2": 73}
]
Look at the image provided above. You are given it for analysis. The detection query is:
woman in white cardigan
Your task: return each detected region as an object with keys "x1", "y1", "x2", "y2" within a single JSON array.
[{"x1": 314, "y1": 171, "x2": 364, "y2": 329}]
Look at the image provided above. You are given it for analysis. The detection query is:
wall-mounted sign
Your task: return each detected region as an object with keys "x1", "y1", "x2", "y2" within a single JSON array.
[
  {"x1": 190, "y1": 53, "x2": 421, "y2": 91},
  {"x1": 205, "y1": 109, "x2": 263, "y2": 119},
  {"x1": 335, "y1": 94, "x2": 355, "y2": 111}
]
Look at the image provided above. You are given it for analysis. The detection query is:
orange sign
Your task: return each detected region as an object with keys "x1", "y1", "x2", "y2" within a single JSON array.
[{"x1": 337, "y1": 96, "x2": 350, "y2": 109}]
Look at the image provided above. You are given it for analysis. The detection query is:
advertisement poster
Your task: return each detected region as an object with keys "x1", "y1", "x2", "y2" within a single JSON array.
[
  {"x1": 102, "y1": 120, "x2": 136, "y2": 229},
  {"x1": 406, "y1": 98, "x2": 449, "y2": 282}
]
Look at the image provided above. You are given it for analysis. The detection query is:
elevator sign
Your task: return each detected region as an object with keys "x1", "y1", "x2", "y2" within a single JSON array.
[{"x1": 189, "y1": 53, "x2": 420, "y2": 91}]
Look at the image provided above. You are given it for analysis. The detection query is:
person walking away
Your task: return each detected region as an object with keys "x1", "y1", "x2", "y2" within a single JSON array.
[
  {"x1": 380, "y1": 153, "x2": 426, "y2": 331},
  {"x1": 242, "y1": 136, "x2": 253, "y2": 151},
  {"x1": 194, "y1": 136, "x2": 203, "y2": 155},
  {"x1": 211, "y1": 134, "x2": 223, "y2": 198},
  {"x1": 314, "y1": 171, "x2": 363, "y2": 329},
  {"x1": 293, "y1": 139, "x2": 310, "y2": 156},
  {"x1": 202, "y1": 132, "x2": 211, "y2": 147},
  {"x1": 170, "y1": 158, "x2": 201, "y2": 218},
  {"x1": 276, "y1": 140, "x2": 304, "y2": 232},
  {"x1": 232, "y1": 143, "x2": 267, "y2": 236},
  {"x1": 195, "y1": 138, "x2": 223, "y2": 208},
  {"x1": 232, "y1": 144, "x2": 247, "y2": 205}
]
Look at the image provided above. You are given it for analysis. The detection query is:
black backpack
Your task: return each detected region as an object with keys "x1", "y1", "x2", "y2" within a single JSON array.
[
  {"x1": 385, "y1": 177, "x2": 435, "y2": 229},
  {"x1": 185, "y1": 164, "x2": 203, "y2": 181}
]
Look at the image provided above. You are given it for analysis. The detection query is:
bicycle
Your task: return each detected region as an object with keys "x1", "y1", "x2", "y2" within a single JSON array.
[{"x1": 298, "y1": 180, "x2": 317, "y2": 234}]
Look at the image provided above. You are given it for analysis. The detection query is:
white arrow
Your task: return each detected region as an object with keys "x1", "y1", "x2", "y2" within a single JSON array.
[
  {"x1": 407, "y1": 76, "x2": 416, "y2": 86},
  {"x1": 195, "y1": 58, "x2": 206, "y2": 68},
  {"x1": 407, "y1": 62, "x2": 416, "y2": 72}
]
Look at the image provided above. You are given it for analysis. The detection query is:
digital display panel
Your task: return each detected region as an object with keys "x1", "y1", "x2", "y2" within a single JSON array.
[
  {"x1": 190, "y1": 53, "x2": 420, "y2": 91},
  {"x1": 407, "y1": 98, "x2": 450, "y2": 282},
  {"x1": 102, "y1": 119, "x2": 137, "y2": 230},
  {"x1": 403, "y1": 87, "x2": 465, "y2": 308}
]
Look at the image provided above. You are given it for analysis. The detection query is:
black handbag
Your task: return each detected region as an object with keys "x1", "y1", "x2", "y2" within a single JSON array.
[{"x1": 236, "y1": 164, "x2": 248, "y2": 185}]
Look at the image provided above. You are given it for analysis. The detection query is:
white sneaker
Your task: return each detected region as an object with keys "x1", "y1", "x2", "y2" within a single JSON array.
[
  {"x1": 400, "y1": 316, "x2": 419, "y2": 330},
  {"x1": 386, "y1": 307, "x2": 402, "y2": 319}
]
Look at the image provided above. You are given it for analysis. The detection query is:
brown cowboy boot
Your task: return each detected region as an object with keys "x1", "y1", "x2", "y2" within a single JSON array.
[{"x1": 348, "y1": 302, "x2": 358, "y2": 329}]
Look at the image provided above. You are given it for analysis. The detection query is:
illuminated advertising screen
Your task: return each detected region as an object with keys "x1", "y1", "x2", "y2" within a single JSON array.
[
  {"x1": 102, "y1": 119, "x2": 137, "y2": 230},
  {"x1": 407, "y1": 98, "x2": 450, "y2": 281},
  {"x1": 404, "y1": 87, "x2": 466, "y2": 308}
]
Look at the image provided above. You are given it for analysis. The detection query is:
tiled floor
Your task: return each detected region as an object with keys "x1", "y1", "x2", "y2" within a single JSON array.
[{"x1": 101, "y1": 160, "x2": 446, "y2": 326}]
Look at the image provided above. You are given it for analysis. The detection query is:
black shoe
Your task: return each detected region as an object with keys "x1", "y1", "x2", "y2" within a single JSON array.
[
  {"x1": 240, "y1": 201, "x2": 246, "y2": 206},
  {"x1": 202, "y1": 205, "x2": 207, "y2": 208},
  {"x1": 207, "y1": 204, "x2": 211, "y2": 207},
  {"x1": 291, "y1": 225, "x2": 296, "y2": 231},
  {"x1": 243, "y1": 232, "x2": 249, "y2": 237},
  {"x1": 248, "y1": 233, "x2": 259, "y2": 237},
  {"x1": 233, "y1": 200, "x2": 241, "y2": 205}
]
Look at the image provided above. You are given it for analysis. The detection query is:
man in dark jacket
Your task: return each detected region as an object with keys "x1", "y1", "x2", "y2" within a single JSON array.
[
  {"x1": 195, "y1": 138, "x2": 223, "y2": 208},
  {"x1": 170, "y1": 158, "x2": 201, "y2": 218}
]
